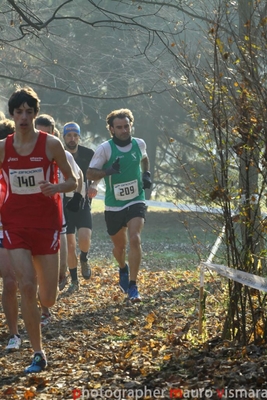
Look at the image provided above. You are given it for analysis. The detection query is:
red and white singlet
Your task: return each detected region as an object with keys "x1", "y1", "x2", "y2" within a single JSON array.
[{"x1": 1, "y1": 131, "x2": 62, "y2": 231}]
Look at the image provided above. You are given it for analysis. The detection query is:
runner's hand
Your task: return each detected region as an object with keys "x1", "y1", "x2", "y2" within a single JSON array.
[
  {"x1": 39, "y1": 180, "x2": 57, "y2": 196},
  {"x1": 105, "y1": 157, "x2": 121, "y2": 176},
  {"x1": 66, "y1": 192, "x2": 83, "y2": 212},
  {"x1": 88, "y1": 186, "x2": 97, "y2": 198},
  {"x1": 142, "y1": 171, "x2": 152, "y2": 189}
]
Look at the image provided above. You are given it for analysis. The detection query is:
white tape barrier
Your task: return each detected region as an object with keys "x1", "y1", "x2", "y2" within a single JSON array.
[
  {"x1": 96, "y1": 191, "x2": 267, "y2": 292},
  {"x1": 201, "y1": 261, "x2": 267, "y2": 292}
]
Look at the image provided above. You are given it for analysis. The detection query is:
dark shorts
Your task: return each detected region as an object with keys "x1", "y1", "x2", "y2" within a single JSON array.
[
  {"x1": 63, "y1": 196, "x2": 92, "y2": 234},
  {"x1": 105, "y1": 202, "x2": 146, "y2": 236},
  {"x1": 61, "y1": 222, "x2": 67, "y2": 235},
  {"x1": 0, "y1": 238, "x2": 3, "y2": 248}
]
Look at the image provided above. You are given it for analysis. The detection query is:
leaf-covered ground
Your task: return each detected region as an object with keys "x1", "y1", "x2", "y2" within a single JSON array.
[{"x1": 1, "y1": 210, "x2": 267, "y2": 399}]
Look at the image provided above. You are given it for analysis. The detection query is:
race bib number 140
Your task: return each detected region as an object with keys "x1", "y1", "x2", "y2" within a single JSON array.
[
  {"x1": 114, "y1": 179, "x2": 138, "y2": 201},
  {"x1": 9, "y1": 167, "x2": 44, "y2": 195}
]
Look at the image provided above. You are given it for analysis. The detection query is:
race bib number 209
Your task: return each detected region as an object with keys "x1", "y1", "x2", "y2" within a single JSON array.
[{"x1": 114, "y1": 179, "x2": 138, "y2": 201}]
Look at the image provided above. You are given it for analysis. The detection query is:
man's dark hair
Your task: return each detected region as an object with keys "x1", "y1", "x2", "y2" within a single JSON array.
[
  {"x1": 8, "y1": 86, "x2": 40, "y2": 116},
  {"x1": 35, "y1": 114, "x2": 55, "y2": 132},
  {"x1": 0, "y1": 118, "x2": 15, "y2": 139},
  {"x1": 106, "y1": 108, "x2": 134, "y2": 134}
]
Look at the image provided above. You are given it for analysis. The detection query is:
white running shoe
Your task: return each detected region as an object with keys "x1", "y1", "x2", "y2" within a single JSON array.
[
  {"x1": 41, "y1": 313, "x2": 52, "y2": 327},
  {"x1": 6, "y1": 335, "x2": 22, "y2": 351}
]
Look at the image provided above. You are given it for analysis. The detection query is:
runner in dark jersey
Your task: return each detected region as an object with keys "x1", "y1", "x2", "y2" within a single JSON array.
[{"x1": 63, "y1": 122, "x2": 94, "y2": 294}]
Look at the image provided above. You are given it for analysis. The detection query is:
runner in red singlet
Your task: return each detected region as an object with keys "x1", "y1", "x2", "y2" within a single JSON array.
[{"x1": 0, "y1": 87, "x2": 77, "y2": 373}]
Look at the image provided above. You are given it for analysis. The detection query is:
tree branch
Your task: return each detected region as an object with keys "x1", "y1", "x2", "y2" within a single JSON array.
[{"x1": 0, "y1": 73, "x2": 170, "y2": 100}]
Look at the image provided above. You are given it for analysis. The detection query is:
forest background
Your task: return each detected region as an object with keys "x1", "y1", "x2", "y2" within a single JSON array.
[{"x1": 1, "y1": 1, "x2": 267, "y2": 398}]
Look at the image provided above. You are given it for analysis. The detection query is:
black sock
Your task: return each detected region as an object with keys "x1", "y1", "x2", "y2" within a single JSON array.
[
  {"x1": 80, "y1": 251, "x2": 88, "y2": 262},
  {"x1": 120, "y1": 264, "x2": 128, "y2": 273},
  {"x1": 69, "y1": 268, "x2": 78, "y2": 282},
  {"x1": 129, "y1": 280, "x2": 136, "y2": 288}
]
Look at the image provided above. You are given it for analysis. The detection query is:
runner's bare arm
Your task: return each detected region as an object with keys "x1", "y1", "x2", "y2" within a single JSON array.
[
  {"x1": 87, "y1": 167, "x2": 107, "y2": 181},
  {"x1": 141, "y1": 155, "x2": 150, "y2": 172},
  {"x1": 0, "y1": 139, "x2": 6, "y2": 167},
  {"x1": 41, "y1": 135, "x2": 77, "y2": 195},
  {"x1": 88, "y1": 180, "x2": 100, "y2": 198},
  {"x1": 87, "y1": 159, "x2": 121, "y2": 180},
  {"x1": 77, "y1": 169, "x2": 83, "y2": 193}
]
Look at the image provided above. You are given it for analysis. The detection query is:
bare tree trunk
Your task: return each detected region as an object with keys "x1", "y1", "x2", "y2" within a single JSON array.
[{"x1": 222, "y1": 0, "x2": 267, "y2": 344}]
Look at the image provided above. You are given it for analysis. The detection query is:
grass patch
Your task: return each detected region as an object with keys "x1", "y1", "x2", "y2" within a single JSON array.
[
  {"x1": 91, "y1": 198, "x2": 221, "y2": 268},
  {"x1": 143, "y1": 251, "x2": 199, "y2": 266}
]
